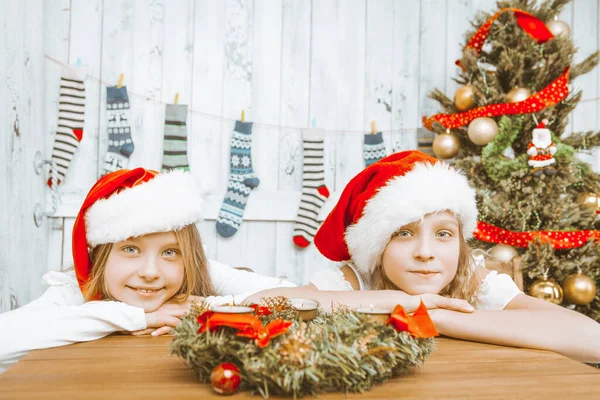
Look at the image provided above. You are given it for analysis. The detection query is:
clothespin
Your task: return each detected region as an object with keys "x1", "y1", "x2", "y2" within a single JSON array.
[
  {"x1": 75, "y1": 57, "x2": 82, "y2": 68},
  {"x1": 311, "y1": 117, "x2": 316, "y2": 128},
  {"x1": 241, "y1": 110, "x2": 245, "y2": 122},
  {"x1": 174, "y1": 93, "x2": 179, "y2": 105},
  {"x1": 371, "y1": 120, "x2": 377, "y2": 135},
  {"x1": 117, "y1": 73, "x2": 124, "y2": 89}
]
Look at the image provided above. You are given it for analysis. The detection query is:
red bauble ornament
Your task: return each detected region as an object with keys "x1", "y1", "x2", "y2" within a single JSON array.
[{"x1": 210, "y1": 363, "x2": 241, "y2": 395}]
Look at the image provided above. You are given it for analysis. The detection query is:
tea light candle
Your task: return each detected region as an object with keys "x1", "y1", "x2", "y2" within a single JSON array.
[
  {"x1": 354, "y1": 306, "x2": 391, "y2": 325},
  {"x1": 289, "y1": 298, "x2": 319, "y2": 321},
  {"x1": 211, "y1": 305, "x2": 255, "y2": 315}
]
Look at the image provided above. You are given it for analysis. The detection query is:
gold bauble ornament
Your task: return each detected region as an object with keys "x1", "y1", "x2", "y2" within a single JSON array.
[
  {"x1": 432, "y1": 131, "x2": 460, "y2": 160},
  {"x1": 529, "y1": 274, "x2": 563, "y2": 304},
  {"x1": 505, "y1": 87, "x2": 532, "y2": 103},
  {"x1": 467, "y1": 117, "x2": 498, "y2": 146},
  {"x1": 547, "y1": 19, "x2": 570, "y2": 38},
  {"x1": 578, "y1": 192, "x2": 600, "y2": 214},
  {"x1": 489, "y1": 244, "x2": 519, "y2": 263},
  {"x1": 454, "y1": 85, "x2": 476, "y2": 111},
  {"x1": 563, "y1": 271, "x2": 597, "y2": 305}
]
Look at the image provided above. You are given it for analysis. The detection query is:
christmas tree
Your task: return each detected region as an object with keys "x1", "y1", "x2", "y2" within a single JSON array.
[{"x1": 423, "y1": 0, "x2": 600, "y2": 320}]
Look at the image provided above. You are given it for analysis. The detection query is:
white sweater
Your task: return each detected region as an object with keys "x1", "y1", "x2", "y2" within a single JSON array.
[{"x1": 0, "y1": 258, "x2": 295, "y2": 373}]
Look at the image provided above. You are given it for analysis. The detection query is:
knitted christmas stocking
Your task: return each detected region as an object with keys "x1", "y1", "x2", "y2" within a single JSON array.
[
  {"x1": 103, "y1": 86, "x2": 134, "y2": 175},
  {"x1": 293, "y1": 128, "x2": 330, "y2": 248},
  {"x1": 48, "y1": 67, "x2": 86, "y2": 187},
  {"x1": 363, "y1": 131, "x2": 386, "y2": 167},
  {"x1": 162, "y1": 104, "x2": 189, "y2": 171},
  {"x1": 216, "y1": 121, "x2": 260, "y2": 237}
]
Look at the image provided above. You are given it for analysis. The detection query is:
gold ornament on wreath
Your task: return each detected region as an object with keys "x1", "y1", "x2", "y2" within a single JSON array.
[
  {"x1": 529, "y1": 268, "x2": 563, "y2": 304},
  {"x1": 562, "y1": 270, "x2": 597, "y2": 306},
  {"x1": 505, "y1": 87, "x2": 532, "y2": 103},
  {"x1": 454, "y1": 84, "x2": 476, "y2": 111},
  {"x1": 467, "y1": 117, "x2": 498, "y2": 146},
  {"x1": 546, "y1": 18, "x2": 570, "y2": 38},
  {"x1": 433, "y1": 129, "x2": 460, "y2": 160}
]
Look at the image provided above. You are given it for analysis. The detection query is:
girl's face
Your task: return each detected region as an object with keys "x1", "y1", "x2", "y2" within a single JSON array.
[
  {"x1": 381, "y1": 211, "x2": 460, "y2": 295},
  {"x1": 104, "y1": 231, "x2": 185, "y2": 312}
]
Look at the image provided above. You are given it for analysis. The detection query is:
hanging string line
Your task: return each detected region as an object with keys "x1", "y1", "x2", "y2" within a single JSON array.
[{"x1": 45, "y1": 55, "x2": 600, "y2": 135}]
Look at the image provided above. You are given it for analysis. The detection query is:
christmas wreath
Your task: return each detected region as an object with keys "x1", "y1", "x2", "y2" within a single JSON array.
[{"x1": 171, "y1": 297, "x2": 438, "y2": 398}]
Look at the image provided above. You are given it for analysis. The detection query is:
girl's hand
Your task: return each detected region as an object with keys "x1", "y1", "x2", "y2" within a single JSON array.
[
  {"x1": 130, "y1": 326, "x2": 173, "y2": 336},
  {"x1": 403, "y1": 292, "x2": 474, "y2": 314},
  {"x1": 141, "y1": 295, "x2": 205, "y2": 336}
]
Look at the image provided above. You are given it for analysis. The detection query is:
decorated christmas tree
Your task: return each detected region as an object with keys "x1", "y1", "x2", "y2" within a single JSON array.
[{"x1": 423, "y1": 0, "x2": 600, "y2": 320}]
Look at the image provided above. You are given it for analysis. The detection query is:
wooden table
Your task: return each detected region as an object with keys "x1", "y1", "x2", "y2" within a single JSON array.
[{"x1": 1, "y1": 336, "x2": 599, "y2": 399}]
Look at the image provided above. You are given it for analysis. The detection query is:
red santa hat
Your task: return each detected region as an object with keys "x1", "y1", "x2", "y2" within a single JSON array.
[
  {"x1": 533, "y1": 118, "x2": 550, "y2": 134},
  {"x1": 72, "y1": 168, "x2": 204, "y2": 289},
  {"x1": 314, "y1": 151, "x2": 478, "y2": 276}
]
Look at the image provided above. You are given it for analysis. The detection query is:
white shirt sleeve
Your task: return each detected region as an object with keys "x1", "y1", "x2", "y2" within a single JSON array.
[
  {"x1": 204, "y1": 258, "x2": 297, "y2": 307},
  {"x1": 309, "y1": 263, "x2": 364, "y2": 291},
  {"x1": 0, "y1": 271, "x2": 146, "y2": 374},
  {"x1": 472, "y1": 270, "x2": 523, "y2": 311}
]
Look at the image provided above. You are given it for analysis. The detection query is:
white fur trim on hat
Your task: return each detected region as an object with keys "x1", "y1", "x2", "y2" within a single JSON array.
[
  {"x1": 345, "y1": 162, "x2": 478, "y2": 275},
  {"x1": 85, "y1": 170, "x2": 204, "y2": 246}
]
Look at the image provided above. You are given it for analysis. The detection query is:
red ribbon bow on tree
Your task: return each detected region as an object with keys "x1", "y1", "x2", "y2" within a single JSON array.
[{"x1": 387, "y1": 301, "x2": 439, "y2": 338}]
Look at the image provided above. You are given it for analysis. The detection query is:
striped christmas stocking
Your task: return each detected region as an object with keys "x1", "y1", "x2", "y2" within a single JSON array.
[
  {"x1": 162, "y1": 104, "x2": 189, "y2": 171},
  {"x1": 48, "y1": 67, "x2": 86, "y2": 186},
  {"x1": 293, "y1": 128, "x2": 330, "y2": 248}
]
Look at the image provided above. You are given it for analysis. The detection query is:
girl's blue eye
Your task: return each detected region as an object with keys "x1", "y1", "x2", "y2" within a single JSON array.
[
  {"x1": 396, "y1": 230, "x2": 412, "y2": 237},
  {"x1": 437, "y1": 230, "x2": 453, "y2": 238},
  {"x1": 163, "y1": 249, "x2": 179, "y2": 257},
  {"x1": 123, "y1": 246, "x2": 139, "y2": 254}
]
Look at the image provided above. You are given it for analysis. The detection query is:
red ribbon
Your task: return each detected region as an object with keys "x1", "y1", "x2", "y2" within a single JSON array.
[
  {"x1": 457, "y1": 8, "x2": 553, "y2": 68},
  {"x1": 249, "y1": 304, "x2": 272, "y2": 316},
  {"x1": 197, "y1": 311, "x2": 292, "y2": 348},
  {"x1": 474, "y1": 221, "x2": 600, "y2": 249},
  {"x1": 237, "y1": 319, "x2": 293, "y2": 348},
  {"x1": 387, "y1": 301, "x2": 439, "y2": 338},
  {"x1": 423, "y1": 67, "x2": 569, "y2": 130}
]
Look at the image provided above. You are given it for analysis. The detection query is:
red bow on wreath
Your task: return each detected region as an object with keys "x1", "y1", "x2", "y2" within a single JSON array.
[
  {"x1": 387, "y1": 301, "x2": 439, "y2": 338},
  {"x1": 197, "y1": 311, "x2": 292, "y2": 348},
  {"x1": 237, "y1": 319, "x2": 293, "y2": 348},
  {"x1": 249, "y1": 304, "x2": 273, "y2": 316}
]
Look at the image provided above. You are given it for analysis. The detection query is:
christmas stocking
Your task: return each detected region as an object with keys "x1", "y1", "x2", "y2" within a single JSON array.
[
  {"x1": 216, "y1": 121, "x2": 260, "y2": 237},
  {"x1": 293, "y1": 128, "x2": 330, "y2": 248},
  {"x1": 48, "y1": 67, "x2": 86, "y2": 187},
  {"x1": 363, "y1": 131, "x2": 386, "y2": 167},
  {"x1": 103, "y1": 86, "x2": 134, "y2": 175},
  {"x1": 162, "y1": 104, "x2": 189, "y2": 171}
]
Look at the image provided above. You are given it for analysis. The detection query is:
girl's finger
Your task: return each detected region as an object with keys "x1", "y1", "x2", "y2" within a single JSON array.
[
  {"x1": 131, "y1": 328, "x2": 155, "y2": 336},
  {"x1": 151, "y1": 326, "x2": 174, "y2": 336}
]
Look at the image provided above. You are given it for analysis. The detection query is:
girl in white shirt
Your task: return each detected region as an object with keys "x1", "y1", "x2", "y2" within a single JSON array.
[
  {"x1": 246, "y1": 151, "x2": 600, "y2": 363},
  {"x1": 0, "y1": 168, "x2": 294, "y2": 373}
]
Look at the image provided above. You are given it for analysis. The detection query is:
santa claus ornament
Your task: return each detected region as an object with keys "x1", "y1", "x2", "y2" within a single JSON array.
[{"x1": 527, "y1": 119, "x2": 557, "y2": 176}]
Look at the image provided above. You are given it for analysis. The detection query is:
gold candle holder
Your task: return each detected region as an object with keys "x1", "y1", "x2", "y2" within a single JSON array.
[
  {"x1": 289, "y1": 298, "x2": 319, "y2": 321},
  {"x1": 355, "y1": 307, "x2": 391, "y2": 325}
]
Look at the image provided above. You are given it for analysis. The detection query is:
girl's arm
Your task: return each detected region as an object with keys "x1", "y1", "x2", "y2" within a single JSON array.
[
  {"x1": 0, "y1": 299, "x2": 146, "y2": 373},
  {"x1": 243, "y1": 284, "x2": 475, "y2": 314},
  {"x1": 429, "y1": 294, "x2": 600, "y2": 363},
  {"x1": 206, "y1": 259, "x2": 296, "y2": 306},
  {"x1": 0, "y1": 271, "x2": 147, "y2": 373}
]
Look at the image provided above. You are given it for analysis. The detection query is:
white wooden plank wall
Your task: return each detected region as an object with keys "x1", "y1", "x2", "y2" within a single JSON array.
[{"x1": 1, "y1": 0, "x2": 599, "y2": 312}]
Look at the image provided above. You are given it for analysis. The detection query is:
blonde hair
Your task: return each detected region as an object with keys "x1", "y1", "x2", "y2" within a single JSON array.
[
  {"x1": 83, "y1": 224, "x2": 214, "y2": 302},
  {"x1": 370, "y1": 220, "x2": 481, "y2": 302}
]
